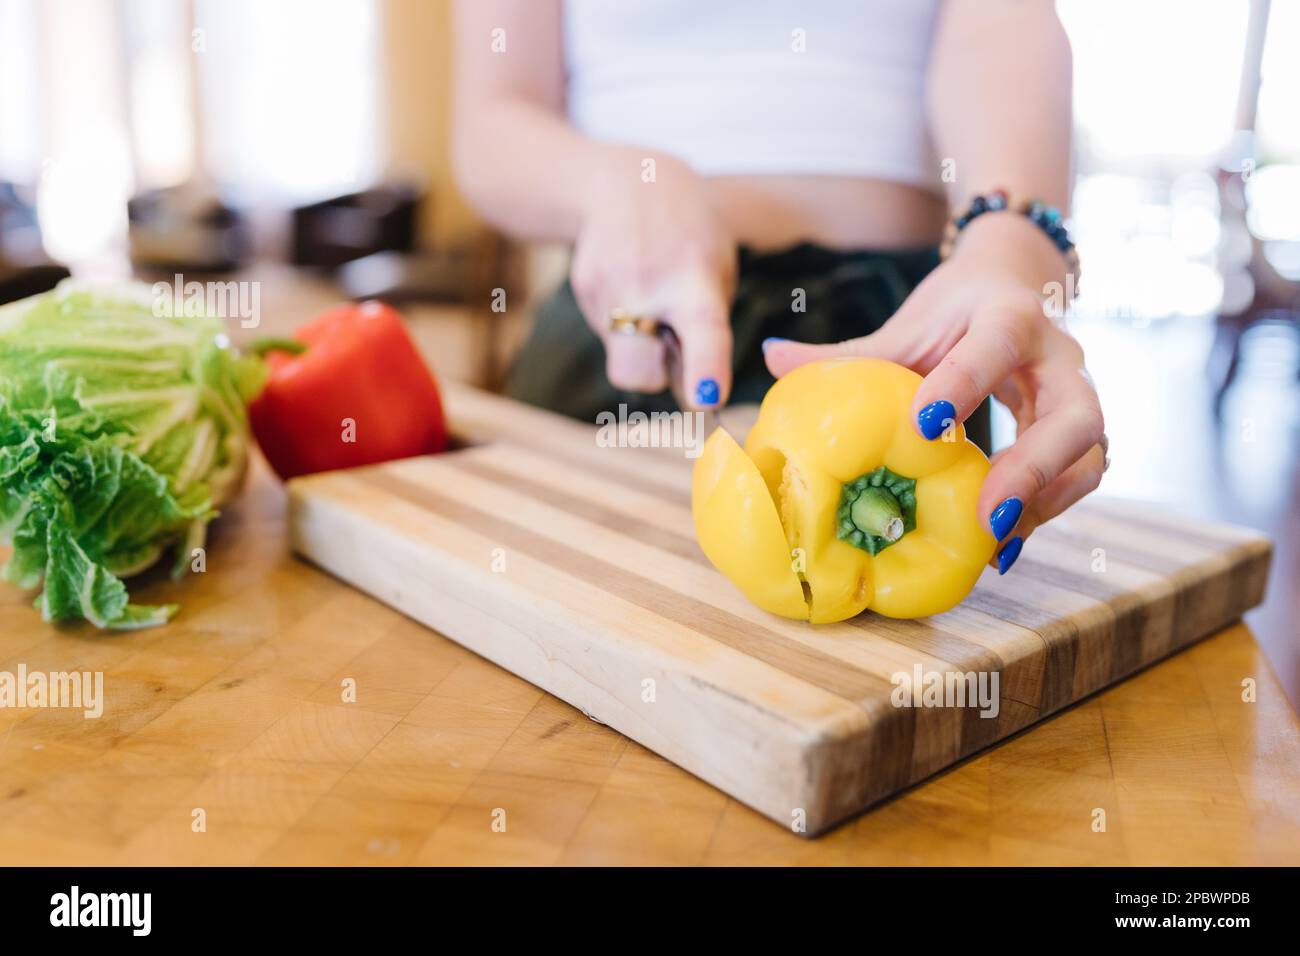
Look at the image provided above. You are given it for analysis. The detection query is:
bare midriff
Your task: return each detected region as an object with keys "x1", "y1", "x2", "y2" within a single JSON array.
[{"x1": 703, "y1": 175, "x2": 948, "y2": 253}]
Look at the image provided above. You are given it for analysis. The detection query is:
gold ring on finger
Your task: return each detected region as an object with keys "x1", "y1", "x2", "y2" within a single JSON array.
[{"x1": 608, "y1": 309, "x2": 662, "y2": 337}]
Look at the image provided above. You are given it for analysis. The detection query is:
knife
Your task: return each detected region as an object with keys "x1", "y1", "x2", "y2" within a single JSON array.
[{"x1": 657, "y1": 322, "x2": 723, "y2": 436}]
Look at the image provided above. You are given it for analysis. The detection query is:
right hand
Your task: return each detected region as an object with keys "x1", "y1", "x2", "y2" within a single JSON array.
[{"x1": 570, "y1": 149, "x2": 737, "y2": 408}]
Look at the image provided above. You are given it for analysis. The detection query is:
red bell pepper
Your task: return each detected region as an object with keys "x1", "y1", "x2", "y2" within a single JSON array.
[{"x1": 249, "y1": 301, "x2": 448, "y2": 480}]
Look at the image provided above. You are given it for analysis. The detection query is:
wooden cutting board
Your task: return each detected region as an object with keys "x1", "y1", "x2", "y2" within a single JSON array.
[{"x1": 287, "y1": 384, "x2": 1273, "y2": 835}]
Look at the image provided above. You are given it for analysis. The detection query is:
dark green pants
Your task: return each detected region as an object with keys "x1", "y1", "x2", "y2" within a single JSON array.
[{"x1": 506, "y1": 243, "x2": 992, "y2": 453}]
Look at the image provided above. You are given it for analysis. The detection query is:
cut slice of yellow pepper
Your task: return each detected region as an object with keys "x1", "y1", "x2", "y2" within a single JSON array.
[
  {"x1": 691, "y1": 358, "x2": 997, "y2": 622},
  {"x1": 692, "y1": 428, "x2": 811, "y2": 619}
]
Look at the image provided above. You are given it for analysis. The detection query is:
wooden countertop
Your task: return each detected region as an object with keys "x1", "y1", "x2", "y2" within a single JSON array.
[{"x1": 2, "y1": 453, "x2": 1298, "y2": 866}]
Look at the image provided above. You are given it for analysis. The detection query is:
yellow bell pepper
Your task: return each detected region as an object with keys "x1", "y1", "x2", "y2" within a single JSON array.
[{"x1": 692, "y1": 358, "x2": 995, "y2": 621}]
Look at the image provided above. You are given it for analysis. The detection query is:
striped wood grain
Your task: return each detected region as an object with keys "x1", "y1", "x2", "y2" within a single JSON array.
[{"x1": 288, "y1": 386, "x2": 1273, "y2": 834}]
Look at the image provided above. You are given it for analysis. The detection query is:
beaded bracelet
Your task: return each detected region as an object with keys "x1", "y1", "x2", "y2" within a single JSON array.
[{"x1": 940, "y1": 189, "x2": 1081, "y2": 294}]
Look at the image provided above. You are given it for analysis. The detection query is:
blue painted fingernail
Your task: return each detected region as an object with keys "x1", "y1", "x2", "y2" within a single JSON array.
[
  {"x1": 695, "y1": 378, "x2": 720, "y2": 407},
  {"x1": 989, "y1": 497, "x2": 1023, "y2": 541},
  {"x1": 761, "y1": 337, "x2": 788, "y2": 353},
  {"x1": 997, "y1": 536, "x2": 1023, "y2": 575},
  {"x1": 917, "y1": 400, "x2": 955, "y2": 440}
]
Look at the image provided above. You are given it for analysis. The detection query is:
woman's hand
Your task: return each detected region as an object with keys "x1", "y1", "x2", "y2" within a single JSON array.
[
  {"x1": 763, "y1": 213, "x2": 1106, "y2": 573},
  {"x1": 571, "y1": 149, "x2": 737, "y2": 408}
]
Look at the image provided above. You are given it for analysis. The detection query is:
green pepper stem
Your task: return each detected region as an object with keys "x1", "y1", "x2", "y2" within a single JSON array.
[
  {"x1": 247, "y1": 337, "x2": 308, "y2": 358},
  {"x1": 849, "y1": 487, "x2": 904, "y2": 542}
]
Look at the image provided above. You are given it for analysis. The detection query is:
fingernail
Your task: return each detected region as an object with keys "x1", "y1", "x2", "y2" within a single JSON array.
[
  {"x1": 695, "y1": 378, "x2": 720, "y2": 407},
  {"x1": 761, "y1": 337, "x2": 788, "y2": 353},
  {"x1": 916, "y1": 400, "x2": 955, "y2": 440},
  {"x1": 997, "y1": 536, "x2": 1023, "y2": 575},
  {"x1": 989, "y1": 497, "x2": 1023, "y2": 541}
]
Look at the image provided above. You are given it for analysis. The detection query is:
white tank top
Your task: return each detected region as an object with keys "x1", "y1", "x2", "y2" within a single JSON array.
[{"x1": 564, "y1": 0, "x2": 943, "y2": 192}]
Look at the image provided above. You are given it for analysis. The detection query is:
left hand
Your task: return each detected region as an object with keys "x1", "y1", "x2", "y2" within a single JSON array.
[{"x1": 763, "y1": 213, "x2": 1106, "y2": 573}]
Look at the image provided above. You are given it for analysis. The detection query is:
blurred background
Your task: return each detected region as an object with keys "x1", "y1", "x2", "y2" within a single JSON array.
[{"x1": 0, "y1": 0, "x2": 1296, "y2": 701}]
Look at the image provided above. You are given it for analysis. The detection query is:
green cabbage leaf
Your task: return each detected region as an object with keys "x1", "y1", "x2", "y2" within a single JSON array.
[{"x1": 0, "y1": 281, "x2": 264, "y2": 629}]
